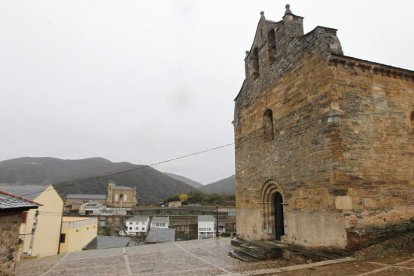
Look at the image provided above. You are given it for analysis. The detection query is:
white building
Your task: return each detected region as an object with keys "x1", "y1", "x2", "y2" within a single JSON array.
[
  {"x1": 198, "y1": 215, "x2": 216, "y2": 239},
  {"x1": 100, "y1": 208, "x2": 129, "y2": 216},
  {"x1": 126, "y1": 216, "x2": 150, "y2": 236},
  {"x1": 79, "y1": 201, "x2": 105, "y2": 215},
  {"x1": 151, "y1": 217, "x2": 169, "y2": 229}
]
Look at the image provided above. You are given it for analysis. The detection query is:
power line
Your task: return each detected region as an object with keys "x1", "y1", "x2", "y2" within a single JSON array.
[
  {"x1": 17, "y1": 141, "x2": 238, "y2": 198},
  {"x1": 85, "y1": 142, "x2": 235, "y2": 180},
  {"x1": 15, "y1": 132, "x2": 262, "y2": 199}
]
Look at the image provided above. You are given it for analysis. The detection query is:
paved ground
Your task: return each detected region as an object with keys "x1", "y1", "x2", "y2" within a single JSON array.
[{"x1": 15, "y1": 238, "x2": 414, "y2": 276}]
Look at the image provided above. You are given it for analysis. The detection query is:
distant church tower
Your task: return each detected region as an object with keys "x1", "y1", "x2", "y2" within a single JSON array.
[
  {"x1": 234, "y1": 5, "x2": 414, "y2": 251},
  {"x1": 106, "y1": 181, "x2": 138, "y2": 208}
]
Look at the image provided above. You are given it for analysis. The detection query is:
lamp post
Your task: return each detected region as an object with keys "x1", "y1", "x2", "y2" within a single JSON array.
[{"x1": 215, "y1": 201, "x2": 219, "y2": 238}]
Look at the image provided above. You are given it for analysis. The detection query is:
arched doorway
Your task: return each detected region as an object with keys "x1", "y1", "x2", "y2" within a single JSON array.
[
  {"x1": 260, "y1": 180, "x2": 285, "y2": 240},
  {"x1": 273, "y1": 192, "x2": 284, "y2": 240}
]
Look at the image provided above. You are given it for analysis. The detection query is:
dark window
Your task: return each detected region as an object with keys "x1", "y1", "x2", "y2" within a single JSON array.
[
  {"x1": 60, "y1": 234, "x2": 66, "y2": 243},
  {"x1": 411, "y1": 111, "x2": 414, "y2": 126},
  {"x1": 251, "y1": 47, "x2": 260, "y2": 79},
  {"x1": 264, "y1": 109, "x2": 274, "y2": 140},
  {"x1": 268, "y1": 29, "x2": 276, "y2": 63},
  {"x1": 21, "y1": 211, "x2": 28, "y2": 223}
]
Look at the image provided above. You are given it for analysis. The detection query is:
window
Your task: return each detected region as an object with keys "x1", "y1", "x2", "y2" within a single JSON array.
[
  {"x1": 129, "y1": 222, "x2": 133, "y2": 225},
  {"x1": 136, "y1": 227, "x2": 139, "y2": 230},
  {"x1": 411, "y1": 111, "x2": 414, "y2": 126},
  {"x1": 60, "y1": 234, "x2": 66, "y2": 243},
  {"x1": 114, "y1": 194, "x2": 119, "y2": 201},
  {"x1": 141, "y1": 227, "x2": 145, "y2": 231},
  {"x1": 263, "y1": 109, "x2": 274, "y2": 140},
  {"x1": 251, "y1": 47, "x2": 260, "y2": 79},
  {"x1": 129, "y1": 227, "x2": 132, "y2": 230},
  {"x1": 268, "y1": 29, "x2": 276, "y2": 63},
  {"x1": 21, "y1": 211, "x2": 28, "y2": 223}
]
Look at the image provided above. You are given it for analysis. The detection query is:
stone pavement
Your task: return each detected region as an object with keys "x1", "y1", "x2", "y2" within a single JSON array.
[{"x1": 15, "y1": 238, "x2": 414, "y2": 275}]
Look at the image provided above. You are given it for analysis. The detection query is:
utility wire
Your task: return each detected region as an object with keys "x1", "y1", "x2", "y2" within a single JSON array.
[
  {"x1": 16, "y1": 141, "x2": 238, "y2": 198},
  {"x1": 85, "y1": 142, "x2": 235, "y2": 180},
  {"x1": 15, "y1": 132, "x2": 261, "y2": 198}
]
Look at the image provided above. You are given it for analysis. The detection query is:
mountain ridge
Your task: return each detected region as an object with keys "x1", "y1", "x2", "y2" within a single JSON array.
[
  {"x1": 165, "y1": 173, "x2": 204, "y2": 188},
  {"x1": 0, "y1": 157, "x2": 195, "y2": 204},
  {"x1": 200, "y1": 174, "x2": 235, "y2": 194}
]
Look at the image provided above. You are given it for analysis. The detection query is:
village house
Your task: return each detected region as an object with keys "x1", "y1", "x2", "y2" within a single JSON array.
[
  {"x1": 167, "y1": 201, "x2": 182, "y2": 208},
  {"x1": 78, "y1": 201, "x2": 105, "y2": 215},
  {"x1": 150, "y1": 216, "x2": 169, "y2": 229},
  {"x1": 125, "y1": 216, "x2": 150, "y2": 236},
  {"x1": 0, "y1": 190, "x2": 40, "y2": 274},
  {"x1": 99, "y1": 207, "x2": 129, "y2": 216},
  {"x1": 233, "y1": 5, "x2": 414, "y2": 251},
  {"x1": 0, "y1": 184, "x2": 63, "y2": 258},
  {"x1": 169, "y1": 215, "x2": 198, "y2": 241},
  {"x1": 198, "y1": 215, "x2": 216, "y2": 239},
  {"x1": 65, "y1": 194, "x2": 106, "y2": 212},
  {"x1": 59, "y1": 216, "x2": 98, "y2": 253}
]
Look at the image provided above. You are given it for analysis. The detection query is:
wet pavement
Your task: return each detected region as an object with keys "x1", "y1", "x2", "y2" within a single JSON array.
[{"x1": 15, "y1": 238, "x2": 414, "y2": 275}]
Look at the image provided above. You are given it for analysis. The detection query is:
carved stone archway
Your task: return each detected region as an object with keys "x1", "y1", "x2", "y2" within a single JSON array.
[{"x1": 260, "y1": 179, "x2": 285, "y2": 237}]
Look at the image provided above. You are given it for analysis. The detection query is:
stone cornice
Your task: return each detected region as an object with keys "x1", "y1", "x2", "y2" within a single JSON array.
[{"x1": 330, "y1": 54, "x2": 414, "y2": 81}]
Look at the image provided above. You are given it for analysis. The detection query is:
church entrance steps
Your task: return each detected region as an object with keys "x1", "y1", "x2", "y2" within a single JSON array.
[
  {"x1": 228, "y1": 250, "x2": 261, "y2": 262},
  {"x1": 229, "y1": 238, "x2": 343, "y2": 263}
]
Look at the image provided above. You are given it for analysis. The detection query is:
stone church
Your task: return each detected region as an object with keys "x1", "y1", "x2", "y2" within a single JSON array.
[
  {"x1": 233, "y1": 5, "x2": 414, "y2": 251},
  {"x1": 106, "y1": 181, "x2": 138, "y2": 208}
]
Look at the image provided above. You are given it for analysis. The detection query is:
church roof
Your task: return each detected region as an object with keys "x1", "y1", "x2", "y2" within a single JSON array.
[{"x1": 66, "y1": 194, "x2": 106, "y2": 200}]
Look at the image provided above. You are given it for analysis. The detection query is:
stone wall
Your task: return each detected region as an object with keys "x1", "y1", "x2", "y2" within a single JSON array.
[
  {"x1": 0, "y1": 211, "x2": 22, "y2": 275},
  {"x1": 329, "y1": 59, "x2": 414, "y2": 250},
  {"x1": 234, "y1": 8, "x2": 414, "y2": 251}
]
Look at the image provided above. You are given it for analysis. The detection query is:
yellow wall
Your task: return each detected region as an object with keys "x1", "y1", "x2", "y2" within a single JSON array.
[
  {"x1": 59, "y1": 217, "x2": 97, "y2": 253},
  {"x1": 19, "y1": 185, "x2": 63, "y2": 258},
  {"x1": 19, "y1": 209, "x2": 36, "y2": 256}
]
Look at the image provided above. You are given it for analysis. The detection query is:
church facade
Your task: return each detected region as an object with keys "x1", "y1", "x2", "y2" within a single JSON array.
[
  {"x1": 106, "y1": 181, "x2": 138, "y2": 208},
  {"x1": 233, "y1": 5, "x2": 414, "y2": 251}
]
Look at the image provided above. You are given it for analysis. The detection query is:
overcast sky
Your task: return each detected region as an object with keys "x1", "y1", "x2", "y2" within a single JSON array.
[{"x1": 0, "y1": 0, "x2": 413, "y2": 184}]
